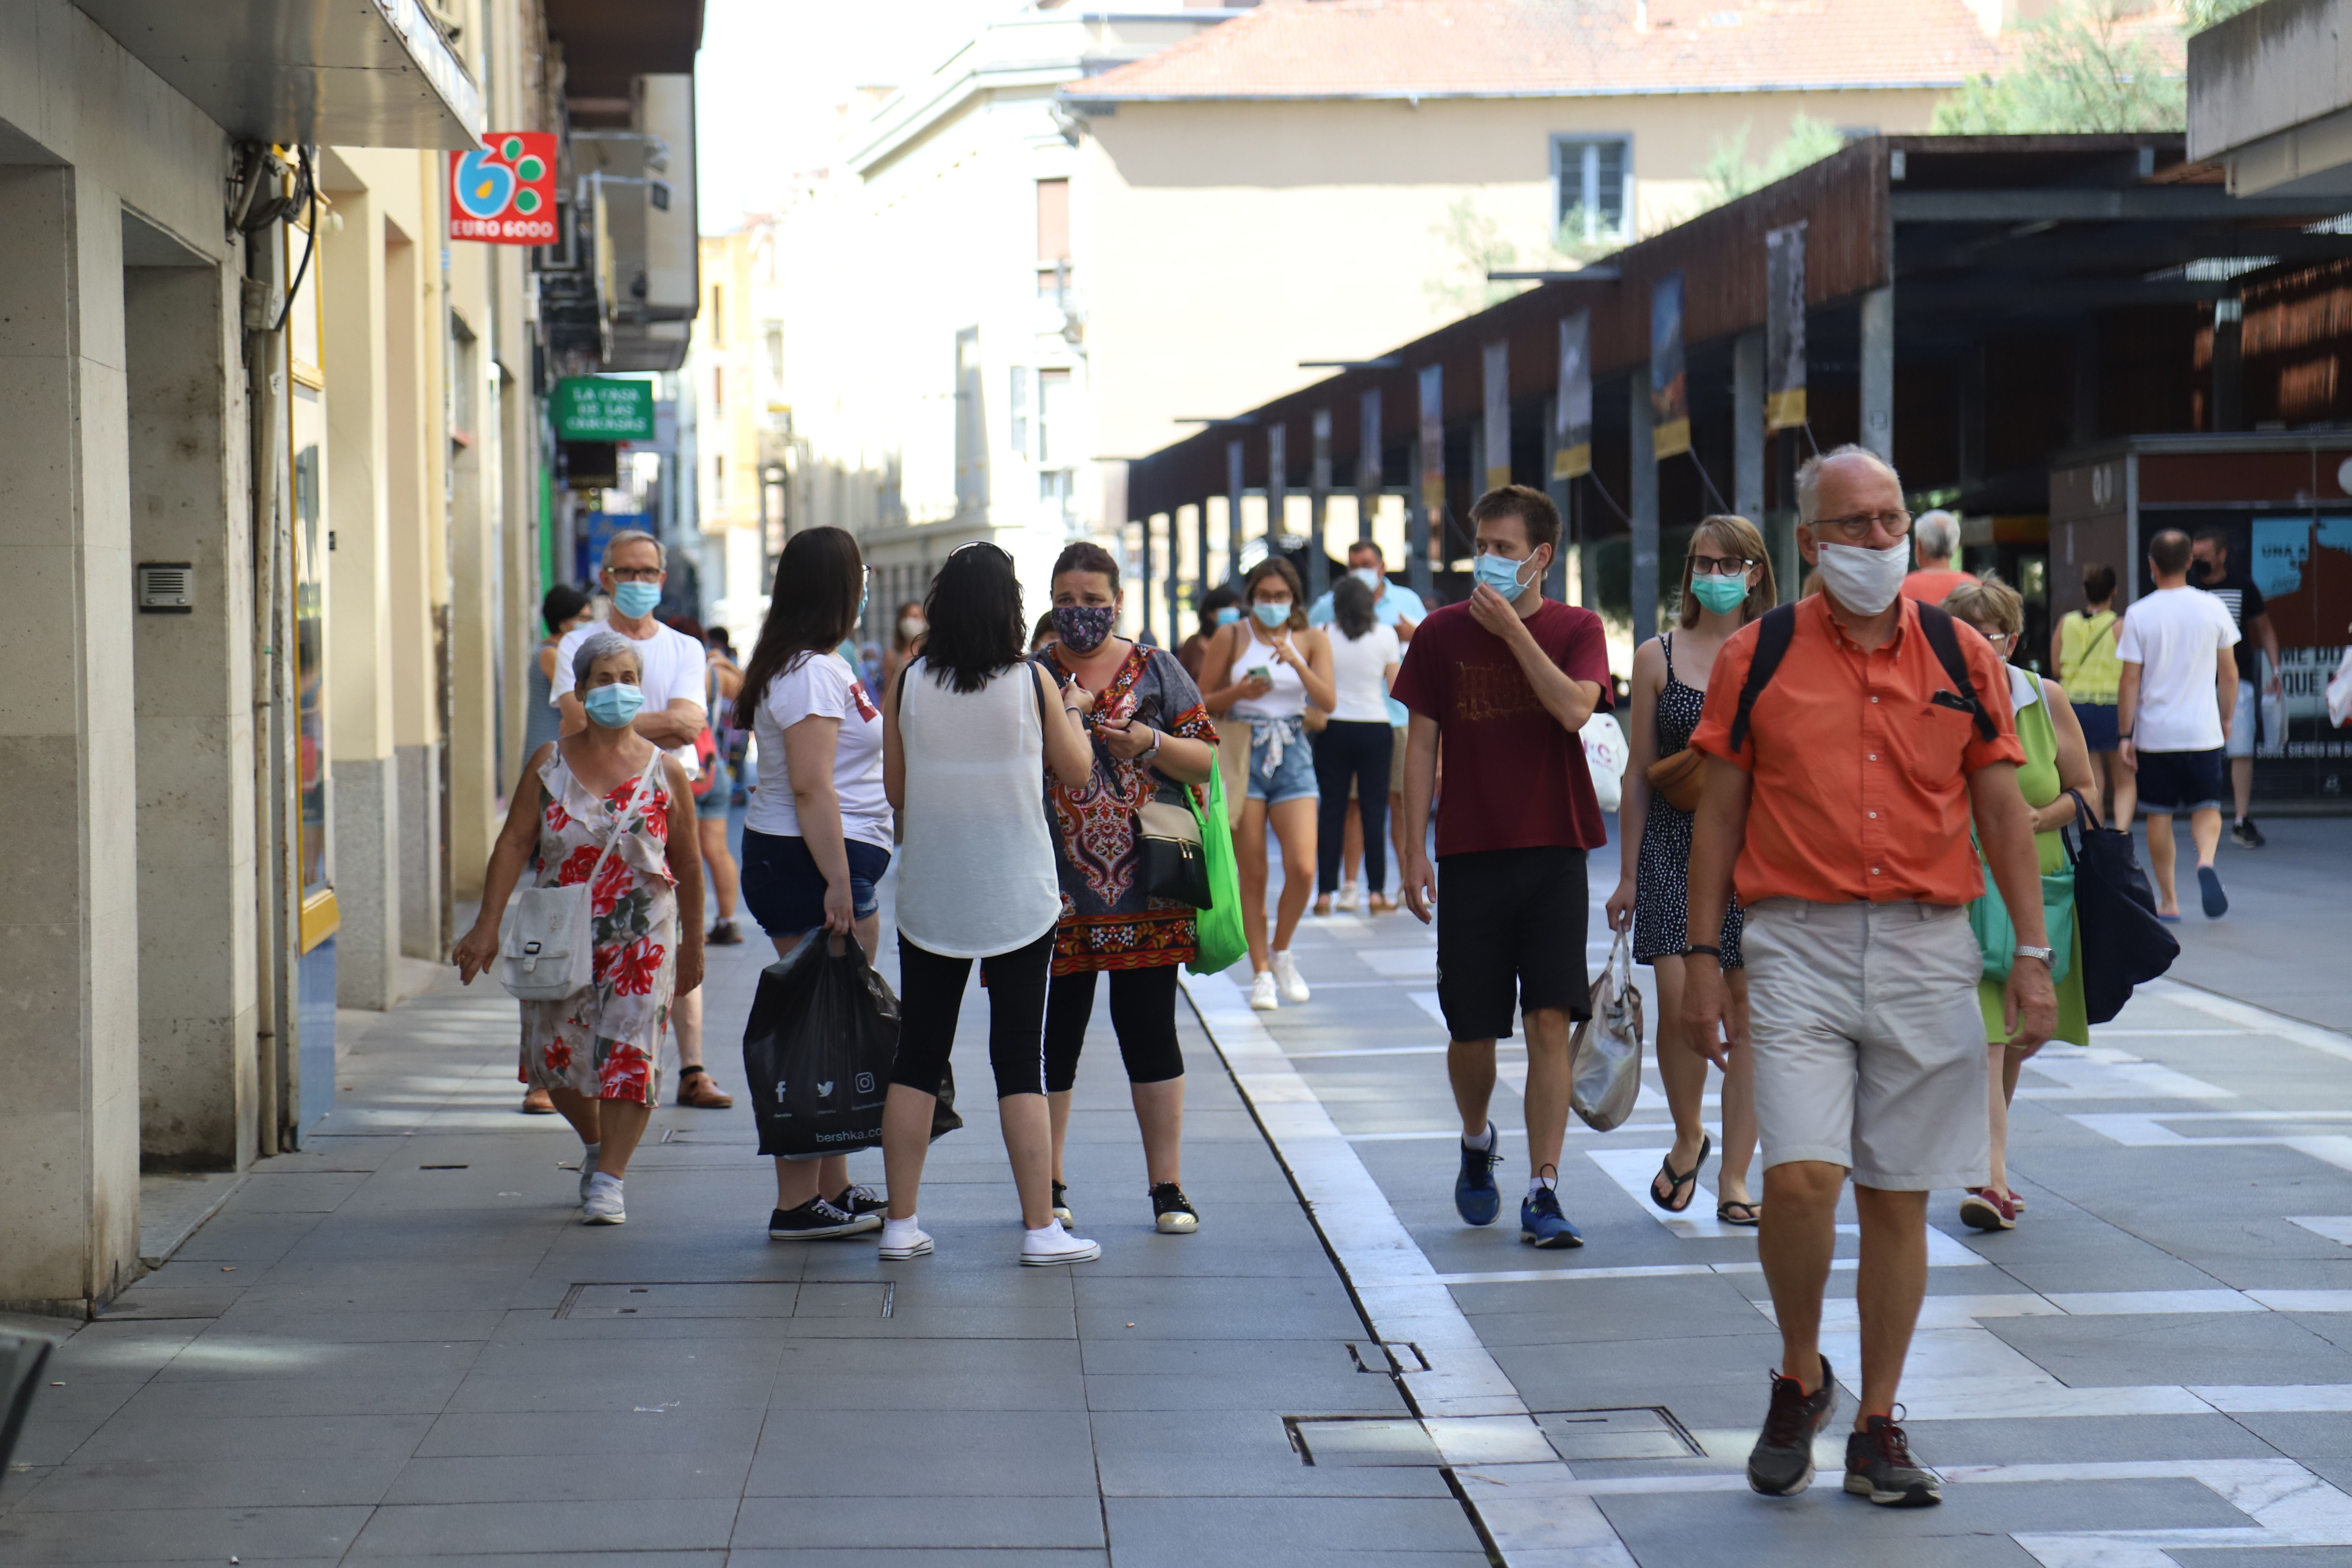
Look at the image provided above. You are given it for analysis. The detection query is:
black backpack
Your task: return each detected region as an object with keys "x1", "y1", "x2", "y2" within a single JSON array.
[{"x1": 1727, "y1": 601, "x2": 1998, "y2": 755}]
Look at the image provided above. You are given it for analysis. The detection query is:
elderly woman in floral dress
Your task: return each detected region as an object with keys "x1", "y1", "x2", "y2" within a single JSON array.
[{"x1": 455, "y1": 630, "x2": 705, "y2": 1224}]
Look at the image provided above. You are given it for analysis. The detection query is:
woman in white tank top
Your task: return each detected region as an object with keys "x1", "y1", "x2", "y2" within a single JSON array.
[
  {"x1": 879, "y1": 542, "x2": 1101, "y2": 1268},
  {"x1": 1200, "y1": 557, "x2": 1336, "y2": 1013}
]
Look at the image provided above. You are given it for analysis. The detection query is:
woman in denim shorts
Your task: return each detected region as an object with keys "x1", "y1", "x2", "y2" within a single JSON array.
[{"x1": 1200, "y1": 557, "x2": 1336, "y2": 1012}]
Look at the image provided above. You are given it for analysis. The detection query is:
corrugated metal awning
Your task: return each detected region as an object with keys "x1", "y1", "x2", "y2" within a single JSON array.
[{"x1": 74, "y1": 0, "x2": 484, "y2": 149}]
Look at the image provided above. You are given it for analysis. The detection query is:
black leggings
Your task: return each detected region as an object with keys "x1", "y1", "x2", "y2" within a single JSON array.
[
  {"x1": 1314, "y1": 720, "x2": 1394, "y2": 894},
  {"x1": 890, "y1": 929, "x2": 1055, "y2": 1100},
  {"x1": 1043, "y1": 965, "x2": 1185, "y2": 1093}
]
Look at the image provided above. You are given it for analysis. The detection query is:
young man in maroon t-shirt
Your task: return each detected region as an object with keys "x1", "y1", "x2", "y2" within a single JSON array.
[{"x1": 1392, "y1": 485, "x2": 1612, "y2": 1248}]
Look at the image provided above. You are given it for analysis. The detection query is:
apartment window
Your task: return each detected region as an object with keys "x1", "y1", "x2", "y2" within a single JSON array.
[
  {"x1": 710, "y1": 285, "x2": 725, "y2": 347},
  {"x1": 1552, "y1": 135, "x2": 1630, "y2": 242},
  {"x1": 712, "y1": 454, "x2": 726, "y2": 511},
  {"x1": 1037, "y1": 368, "x2": 1072, "y2": 467},
  {"x1": 1010, "y1": 366, "x2": 1032, "y2": 456},
  {"x1": 765, "y1": 325, "x2": 784, "y2": 386},
  {"x1": 712, "y1": 365, "x2": 724, "y2": 420},
  {"x1": 1037, "y1": 177, "x2": 1070, "y2": 297}
]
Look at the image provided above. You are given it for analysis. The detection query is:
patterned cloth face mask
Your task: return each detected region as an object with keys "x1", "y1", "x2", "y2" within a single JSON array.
[{"x1": 1052, "y1": 603, "x2": 1117, "y2": 654}]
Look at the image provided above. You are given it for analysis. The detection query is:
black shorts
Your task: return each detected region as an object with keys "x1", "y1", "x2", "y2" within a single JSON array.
[
  {"x1": 2135, "y1": 747, "x2": 2225, "y2": 814},
  {"x1": 1435, "y1": 846, "x2": 1591, "y2": 1042},
  {"x1": 740, "y1": 829, "x2": 891, "y2": 936}
]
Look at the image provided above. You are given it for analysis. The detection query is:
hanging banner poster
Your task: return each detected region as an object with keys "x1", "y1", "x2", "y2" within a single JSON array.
[
  {"x1": 1553, "y1": 311, "x2": 1592, "y2": 480},
  {"x1": 1482, "y1": 340, "x2": 1511, "y2": 490},
  {"x1": 1766, "y1": 221, "x2": 1808, "y2": 431},
  {"x1": 1651, "y1": 271, "x2": 1690, "y2": 460},
  {"x1": 1417, "y1": 364, "x2": 1445, "y2": 529},
  {"x1": 450, "y1": 132, "x2": 558, "y2": 245}
]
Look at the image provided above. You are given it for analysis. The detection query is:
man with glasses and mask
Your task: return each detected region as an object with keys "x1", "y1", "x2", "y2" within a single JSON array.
[
  {"x1": 1392, "y1": 485, "x2": 1611, "y2": 1250},
  {"x1": 552, "y1": 529, "x2": 737, "y2": 1110},
  {"x1": 1683, "y1": 447, "x2": 2053, "y2": 1509}
]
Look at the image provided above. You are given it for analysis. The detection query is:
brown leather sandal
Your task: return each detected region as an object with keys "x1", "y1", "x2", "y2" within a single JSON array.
[{"x1": 676, "y1": 1066, "x2": 734, "y2": 1109}]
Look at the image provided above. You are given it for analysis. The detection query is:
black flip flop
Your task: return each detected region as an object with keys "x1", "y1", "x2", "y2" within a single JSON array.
[
  {"x1": 1715, "y1": 1198, "x2": 1760, "y2": 1227},
  {"x1": 1649, "y1": 1133, "x2": 1712, "y2": 1214}
]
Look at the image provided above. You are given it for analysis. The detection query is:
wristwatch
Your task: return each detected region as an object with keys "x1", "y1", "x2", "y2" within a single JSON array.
[
  {"x1": 2013, "y1": 944, "x2": 2055, "y2": 968},
  {"x1": 1136, "y1": 727, "x2": 1163, "y2": 763}
]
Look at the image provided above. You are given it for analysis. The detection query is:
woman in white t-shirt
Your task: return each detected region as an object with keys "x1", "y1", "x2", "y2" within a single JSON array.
[
  {"x1": 1309, "y1": 574, "x2": 1402, "y2": 917},
  {"x1": 734, "y1": 527, "x2": 896, "y2": 1241}
]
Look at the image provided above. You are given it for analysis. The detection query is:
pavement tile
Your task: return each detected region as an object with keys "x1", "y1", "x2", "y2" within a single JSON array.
[
  {"x1": 382, "y1": 1449, "x2": 754, "y2": 1504},
  {"x1": 0, "y1": 1504, "x2": 372, "y2": 1562},
  {"x1": 1072, "y1": 1276, "x2": 1365, "y2": 1340},
  {"x1": 8, "y1": 1455, "x2": 406, "y2": 1511},
  {"x1": 440, "y1": 1365, "x2": 778, "y2": 1412},
  {"x1": 730, "y1": 1495, "x2": 1107, "y2": 1550},
  {"x1": 1089, "y1": 1409, "x2": 1456, "y2": 1498},
  {"x1": 105, "y1": 1372, "x2": 463, "y2": 1420},
  {"x1": 349, "y1": 1498, "x2": 741, "y2": 1555},
  {"x1": 1101, "y1": 1496, "x2": 1483, "y2": 1557},
  {"x1": 414, "y1": 1408, "x2": 766, "y2": 1457},
  {"x1": 724, "y1": 1554, "x2": 1106, "y2": 1568},
  {"x1": 746, "y1": 1408, "x2": 1098, "y2": 1497},
  {"x1": 1981, "y1": 1309, "x2": 2352, "y2": 1387},
  {"x1": 67, "y1": 1412, "x2": 436, "y2": 1464}
]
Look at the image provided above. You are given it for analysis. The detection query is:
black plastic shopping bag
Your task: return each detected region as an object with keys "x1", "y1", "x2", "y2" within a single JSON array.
[
  {"x1": 742, "y1": 934, "x2": 897, "y2": 1159},
  {"x1": 2063, "y1": 791, "x2": 2178, "y2": 1025}
]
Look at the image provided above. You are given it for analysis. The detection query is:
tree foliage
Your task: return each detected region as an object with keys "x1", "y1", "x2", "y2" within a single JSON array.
[
  {"x1": 1700, "y1": 115, "x2": 1848, "y2": 207},
  {"x1": 1932, "y1": 0, "x2": 2263, "y2": 135}
]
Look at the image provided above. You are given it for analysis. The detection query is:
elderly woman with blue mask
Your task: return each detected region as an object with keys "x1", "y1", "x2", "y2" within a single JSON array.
[{"x1": 455, "y1": 631, "x2": 706, "y2": 1225}]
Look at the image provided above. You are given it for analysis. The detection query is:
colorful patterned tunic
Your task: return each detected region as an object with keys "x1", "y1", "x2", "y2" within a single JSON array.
[
  {"x1": 517, "y1": 747, "x2": 678, "y2": 1104},
  {"x1": 1035, "y1": 643, "x2": 1218, "y2": 975}
]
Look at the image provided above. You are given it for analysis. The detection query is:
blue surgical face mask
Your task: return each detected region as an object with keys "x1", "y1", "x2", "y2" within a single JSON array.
[
  {"x1": 1253, "y1": 601, "x2": 1292, "y2": 628},
  {"x1": 611, "y1": 580, "x2": 662, "y2": 619},
  {"x1": 1350, "y1": 567, "x2": 1383, "y2": 592},
  {"x1": 1689, "y1": 573, "x2": 1749, "y2": 616},
  {"x1": 1214, "y1": 606, "x2": 1240, "y2": 626},
  {"x1": 1473, "y1": 548, "x2": 1542, "y2": 601},
  {"x1": 582, "y1": 682, "x2": 645, "y2": 729}
]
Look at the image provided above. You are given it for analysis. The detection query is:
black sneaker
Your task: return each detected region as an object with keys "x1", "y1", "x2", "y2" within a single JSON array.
[
  {"x1": 2231, "y1": 817, "x2": 2266, "y2": 849},
  {"x1": 1747, "y1": 1357, "x2": 1839, "y2": 1496},
  {"x1": 1051, "y1": 1181, "x2": 1074, "y2": 1227},
  {"x1": 768, "y1": 1196, "x2": 881, "y2": 1240},
  {"x1": 1843, "y1": 1412, "x2": 1941, "y2": 1507},
  {"x1": 831, "y1": 1184, "x2": 887, "y2": 1221},
  {"x1": 1150, "y1": 1182, "x2": 1199, "y2": 1234},
  {"x1": 707, "y1": 919, "x2": 746, "y2": 946}
]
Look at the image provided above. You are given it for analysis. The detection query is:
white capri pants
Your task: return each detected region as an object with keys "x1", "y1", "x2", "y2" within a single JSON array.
[{"x1": 1743, "y1": 898, "x2": 1989, "y2": 1193}]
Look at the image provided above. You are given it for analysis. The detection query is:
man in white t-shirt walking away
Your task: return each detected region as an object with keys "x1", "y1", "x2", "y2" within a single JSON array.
[
  {"x1": 1308, "y1": 540, "x2": 1424, "y2": 910},
  {"x1": 552, "y1": 530, "x2": 736, "y2": 1107},
  {"x1": 2116, "y1": 528, "x2": 2240, "y2": 921}
]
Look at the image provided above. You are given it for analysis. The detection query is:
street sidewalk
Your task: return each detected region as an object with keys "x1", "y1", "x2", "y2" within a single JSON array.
[{"x1": 0, "y1": 922, "x2": 1489, "y2": 1566}]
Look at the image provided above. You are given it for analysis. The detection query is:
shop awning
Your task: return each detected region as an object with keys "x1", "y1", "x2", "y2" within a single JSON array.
[{"x1": 74, "y1": 0, "x2": 483, "y2": 149}]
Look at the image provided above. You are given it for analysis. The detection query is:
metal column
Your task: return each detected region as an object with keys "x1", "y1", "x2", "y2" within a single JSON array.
[
  {"x1": 1630, "y1": 366, "x2": 1659, "y2": 647},
  {"x1": 1860, "y1": 285, "x2": 1894, "y2": 463},
  {"x1": 1733, "y1": 329, "x2": 1765, "y2": 522},
  {"x1": 1267, "y1": 423, "x2": 1287, "y2": 579},
  {"x1": 1138, "y1": 511, "x2": 1155, "y2": 646},
  {"x1": 1309, "y1": 409, "x2": 1332, "y2": 597},
  {"x1": 1225, "y1": 438, "x2": 1244, "y2": 587},
  {"x1": 1356, "y1": 388, "x2": 1381, "y2": 545}
]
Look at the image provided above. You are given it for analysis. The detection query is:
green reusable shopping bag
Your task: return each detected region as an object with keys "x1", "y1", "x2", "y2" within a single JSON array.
[
  {"x1": 1969, "y1": 865, "x2": 2076, "y2": 985},
  {"x1": 1189, "y1": 762, "x2": 1248, "y2": 976}
]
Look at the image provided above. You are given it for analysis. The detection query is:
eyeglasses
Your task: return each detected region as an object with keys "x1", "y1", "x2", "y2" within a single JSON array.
[
  {"x1": 1809, "y1": 510, "x2": 1913, "y2": 542},
  {"x1": 1688, "y1": 555, "x2": 1755, "y2": 577},
  {"x1": 605, "y1": 565, "x2": 664, "y2": 582}
]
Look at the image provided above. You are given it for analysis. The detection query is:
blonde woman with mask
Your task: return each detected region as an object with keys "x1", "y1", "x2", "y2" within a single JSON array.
[{"x1": 1606, "y1": 516, "x2": 1775, "y2": 1227}]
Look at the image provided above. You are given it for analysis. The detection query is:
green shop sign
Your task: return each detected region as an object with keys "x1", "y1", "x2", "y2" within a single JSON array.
[{"x1": 554, "y1": 377, "x2": 653, "y2": 440}]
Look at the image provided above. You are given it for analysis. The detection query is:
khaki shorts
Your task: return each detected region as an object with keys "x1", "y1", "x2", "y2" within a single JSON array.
[{"x1": 1743, "y1": 898, "x2": 1989, "y2": 1192}]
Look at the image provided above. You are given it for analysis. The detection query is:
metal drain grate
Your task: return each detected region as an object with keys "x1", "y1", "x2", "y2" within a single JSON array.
[
  {"x1": 553, "y1": 1280, "x2": 892, "y2": 1319},
  {"x1": 1533, "y1": 1407, "x2": 1703, "y2": 1461},
  {"x1": 1286, "y1": 1416, "x2": 1442, "y2": 1467},
  {"x1": 1344, "y1": 1341, "x2": 1430, "y2": 1374}
]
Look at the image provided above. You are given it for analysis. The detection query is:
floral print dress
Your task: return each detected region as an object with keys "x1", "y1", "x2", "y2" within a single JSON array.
[{"x1": 517, "y1": 748, "x2": 678, "y2": 1105}]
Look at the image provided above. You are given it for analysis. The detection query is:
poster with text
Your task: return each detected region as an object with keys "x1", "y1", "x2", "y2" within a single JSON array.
[
  {"x1": 1418, "y1": 364, "x2": 1445, "y2": 545},
  {"x1": 1651, "y1": 273, "x2": 1689, "y2": 459},
  {"x1": 1766, "y1": 221, "x2": 1808, "y2": 431},
  {"x1": 1553, "y1": 310, "x2": 1592, "y2": 480},
  {"x1": 450, "y1": 133, "x2": 557, "y2": 245},
  {"x1": 1482, "y1": 339, "x2": 1511, "y2": 490}
]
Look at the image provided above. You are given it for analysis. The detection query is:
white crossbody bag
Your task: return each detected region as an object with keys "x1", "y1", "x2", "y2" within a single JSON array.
[{"x1": 499, "y1": 753, "x2": 662, "y2": 1001}]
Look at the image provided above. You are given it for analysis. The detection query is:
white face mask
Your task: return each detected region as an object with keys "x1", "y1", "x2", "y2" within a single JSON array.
[
  {"x1": 1350, "y1": 567, "x2": 1383, "y2": 591},
  {"x1": 1812, "y1": 540, "x2": 1908, "y2": 616},
  {"x1": 899, "y1": 616, "x2": 925, "y2": 639}
]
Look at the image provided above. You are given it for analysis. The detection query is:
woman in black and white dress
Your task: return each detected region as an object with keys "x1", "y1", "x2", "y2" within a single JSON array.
[{"x1": 1605, "y1": 514, "x2": 1776, "y2": 1227}]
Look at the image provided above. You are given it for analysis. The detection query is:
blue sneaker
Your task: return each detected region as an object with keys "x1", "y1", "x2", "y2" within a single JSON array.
[
  {"x1": 1521, "y1": 1186, "x2": 1583, "y2": 1249},
  {"x1": 1455, "y1": 1126, "x2": 1503, "y2": 1226}
]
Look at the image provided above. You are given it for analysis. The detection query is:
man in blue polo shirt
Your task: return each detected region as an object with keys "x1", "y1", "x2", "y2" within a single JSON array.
[{"x1": 1308, "y1": 540, "x2": 1424, "y2": 910}]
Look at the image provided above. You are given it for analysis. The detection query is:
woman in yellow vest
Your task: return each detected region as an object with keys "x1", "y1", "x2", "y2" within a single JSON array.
[{"x1": 2051, "y1": 563, "x2": 2123, "y2": 819}]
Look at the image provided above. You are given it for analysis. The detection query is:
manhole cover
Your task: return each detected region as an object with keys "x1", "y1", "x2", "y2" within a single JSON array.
[
  {"x1": 1534, "y1": 1407, "x2": 1701, "y2": 1462},
  {"x1": 1287, "y1": 1417, "x2": 1442, "y2": 1467},
  {"x1": 554, "y1": 1281, "x2": 891, "y2": 1319}
]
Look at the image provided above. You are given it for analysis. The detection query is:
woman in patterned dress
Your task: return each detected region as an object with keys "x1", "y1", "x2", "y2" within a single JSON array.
[
  {"x1": 1606, "y1": 515, "x2": 1775, "y2": 1227},
  {"x1": 1035, "y1": 543, "x2": 1219, "y2": 1235},
  {"x1": 455, "y1": 631, "x2": 705, "y2": 1225}
]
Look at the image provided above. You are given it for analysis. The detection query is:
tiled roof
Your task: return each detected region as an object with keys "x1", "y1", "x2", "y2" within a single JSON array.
[{"x1": 1071, "y1": 0, "x2": 2012, "y2": 100}]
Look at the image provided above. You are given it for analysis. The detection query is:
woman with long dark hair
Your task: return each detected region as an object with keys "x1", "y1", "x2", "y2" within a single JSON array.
[
  {"x1": 1200, "y1": 556, "x2": 1335, "y2": 1010},
  {"x1": 734, "y1": 526, "x2": 893, "y2": 1239},
  {"x1": 880, "y1": 542, "x2": 1100, "y2": 1264},
  {"x1": 1034, "y1": 541, "x2": 1219, "y2": 1236},
  {"x1": 1311, "y1": 574, "x2": 1401, "y2": 917}
]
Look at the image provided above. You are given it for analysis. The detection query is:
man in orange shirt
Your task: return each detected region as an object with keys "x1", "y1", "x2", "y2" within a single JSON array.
[
  {"x1": 1898, "y1": 508, "x2": 1974, "y2": 604},
  {"x1": 1684, "y1": 447, "x2": 2054, "y2": 1510}
]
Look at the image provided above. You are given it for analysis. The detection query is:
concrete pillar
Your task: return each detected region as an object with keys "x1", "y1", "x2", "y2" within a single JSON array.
[
  {"x1": 1194, "y1": 497, "x2": 1210, "y2": 599},
  {"x1": 1406, "y1": 438, "x2": 1433, "y2": 602},
  {"x1": 1225, "y1": 438, "x2": 1243, "y2": 586},
  {"x1": 0, "y1": 167, "x2": 142, "y2": 1311},
  {"x1": 321, "y1": 173, "x2": 401, "y2": 1009},
  {"x1": 1630, "y1": 366, "x2": 1659, "y2": 647},
  {"x1": 1733, "y1": 329, "x2": 1766, "y2": 521},
  {"x1": 126, "y1": 235, "x2": 259, "y2": 1173},
  {"x1": 1308, "y1": 409, "x2": 1331, "y2": 598},
  {"x1": 1860, "y1": 285, "x2": 1894, "y2": 463},
  {"x1": 1356, "y1": 389, "x2": 1381, "y2": 545},
  {"x1": 447, "y1": 302, "x2": 501, "y2": 902},
  {"x1": 383, "y1": 218, "x2": 443, "y2": 958}
]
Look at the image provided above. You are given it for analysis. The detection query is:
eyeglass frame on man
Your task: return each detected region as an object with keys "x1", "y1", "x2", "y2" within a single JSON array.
[
  {"x1": 1806, "y1": 509, "x2": 1913, "y2": 543},
  {"x1": 603, "y1": 565, "x2": 665, "y2": 583}
]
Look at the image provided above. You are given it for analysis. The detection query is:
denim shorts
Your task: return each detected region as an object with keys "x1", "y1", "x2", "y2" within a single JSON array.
[
  {"x1": 693, "y1": 754, "x2": 730, "y2": 821},
  {"x1": 740, "y1": 829, "x2": 891, "y2": 934},
  {"x1": 1245, "y1": 717, "x2": 1319, "y2": 805}
]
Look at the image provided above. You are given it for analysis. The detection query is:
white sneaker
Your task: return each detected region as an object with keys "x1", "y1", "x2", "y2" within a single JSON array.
[
  {"x1": 1338, "y1": 879, "x2": 1359, "y2": 912},
  {"x1": 1249, "y1": 970, "x2": 1280, "y2": 1011},
  {"x1": 577, "y1": 1143, "x2": 600, "y2": 1204},
  {"x1": 878, "y1": 1217, "x2": 933, "y2": 1260},
  {"x1": 581, "y1": 1171, "x2": 625, "y2": 1225},
  {"x1": 1020, "y1": 1220, "x2": 1101, "y2": 1266},
  {"x1": 1272, "y1": 950, "x2": 1310, "y2": 1004}
]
